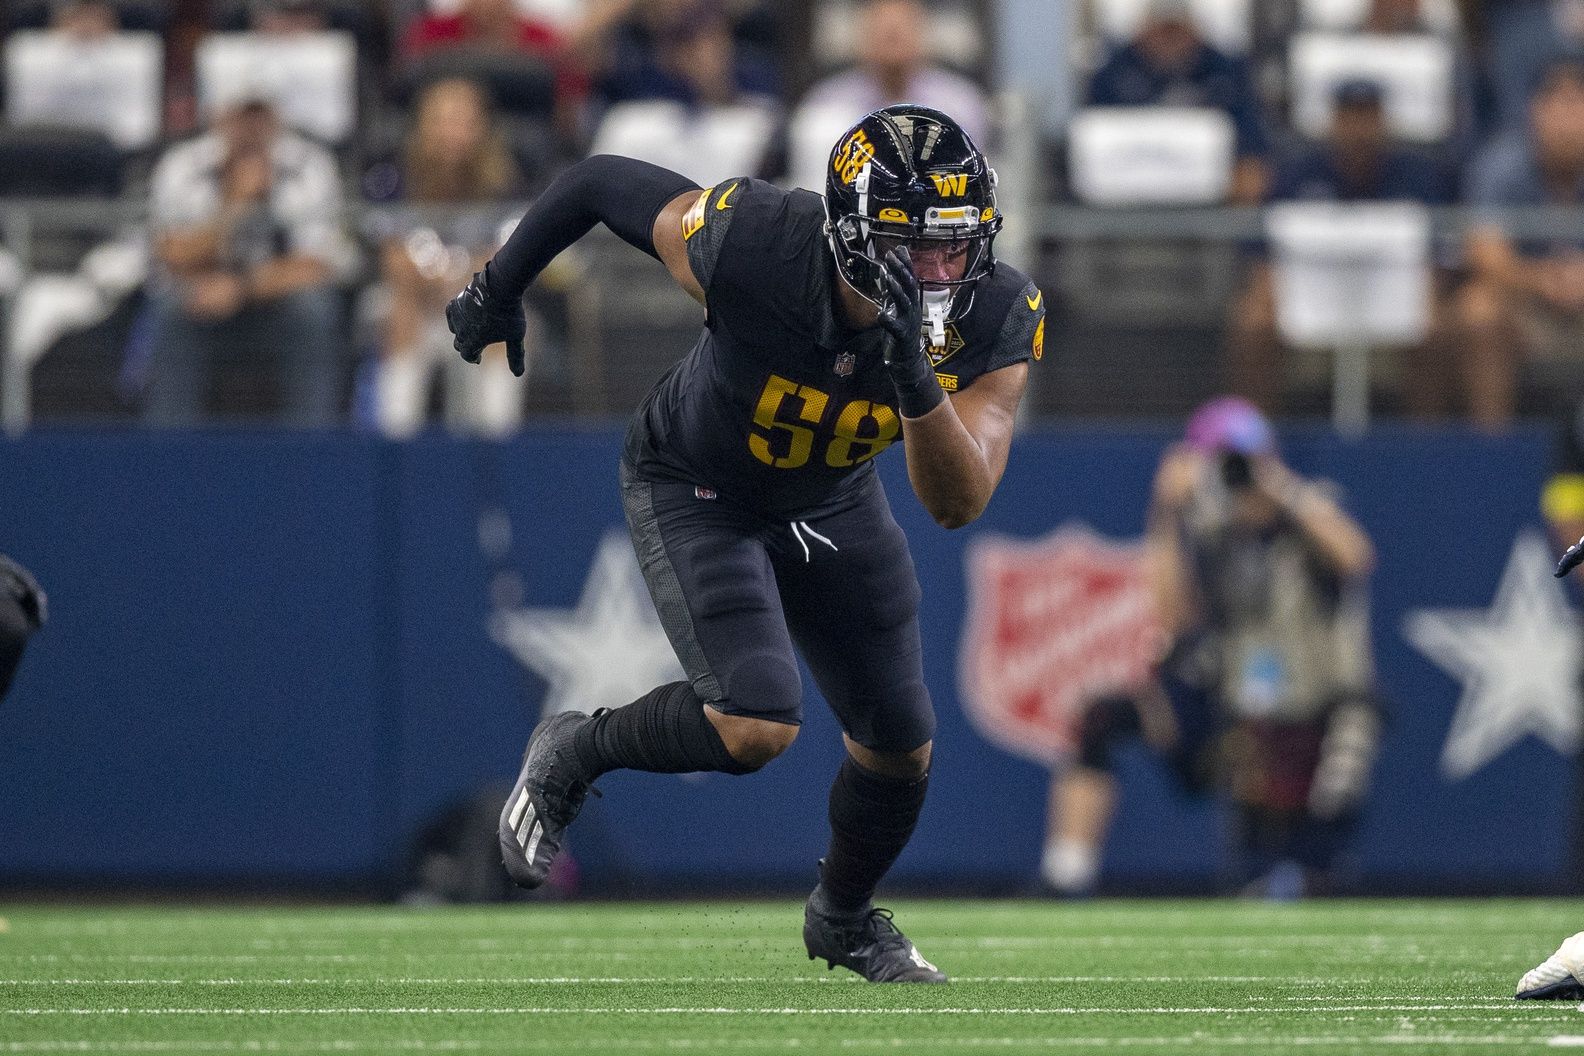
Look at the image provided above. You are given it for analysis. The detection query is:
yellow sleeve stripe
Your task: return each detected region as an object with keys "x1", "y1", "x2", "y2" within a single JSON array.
[
  {"x1": 681, "y1": 187, "x2": 711, "y2": 241},
  {"x1": 1543, "y1": 473, "x2": 1584, "y2": 520}
]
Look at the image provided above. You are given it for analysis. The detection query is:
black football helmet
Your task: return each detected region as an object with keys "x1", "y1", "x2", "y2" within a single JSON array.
[{"x1": 824, "y1": 104, "x2": 1001, "y2": 328}]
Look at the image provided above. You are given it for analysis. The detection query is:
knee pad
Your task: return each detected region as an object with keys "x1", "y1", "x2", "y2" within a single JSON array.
[{"x1": 718, "y1": 649, "x2": 803, "y2": 725}]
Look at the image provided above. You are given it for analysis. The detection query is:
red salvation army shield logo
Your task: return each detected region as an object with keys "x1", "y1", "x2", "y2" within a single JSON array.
[{"x1": 958, "y1": 525, "x2": 1163, "y2": 766}]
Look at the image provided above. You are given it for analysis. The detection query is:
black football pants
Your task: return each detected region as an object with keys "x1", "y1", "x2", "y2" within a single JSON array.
[{"x1": 619, "y1": 460, "x2": 934, "y2": 754}]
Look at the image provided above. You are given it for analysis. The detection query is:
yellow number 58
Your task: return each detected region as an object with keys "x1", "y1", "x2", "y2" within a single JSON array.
[{"x1": 748, "y1": 374, "x2": 899, "y2": 470}]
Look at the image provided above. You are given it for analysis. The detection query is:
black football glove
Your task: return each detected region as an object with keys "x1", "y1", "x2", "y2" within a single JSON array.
[
  {"x1": 876, "y1": 247, "x2": 945, "y2": 419},
  {"x1": 446, "y1": 269, "x2": 528, "y2": 378},
  {"x1": 1557, "y1": 534, "x2": 1584, "y2": 578},
  {"x1": 0, "y1": 554, "x2": 45, "y2": 630}
]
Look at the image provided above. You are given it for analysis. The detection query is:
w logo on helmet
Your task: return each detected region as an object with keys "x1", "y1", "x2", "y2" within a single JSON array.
[{"x1": 929, "y1": 173, "x2": 968, "y2": 197}]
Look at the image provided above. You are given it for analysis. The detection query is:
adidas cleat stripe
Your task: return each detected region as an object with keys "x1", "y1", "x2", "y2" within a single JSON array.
[
  {"x1": 515, "y1": 803, "x2": 538, "y2": 849},
  {"x1": 508, "y1": 789, "x2": 530, "y2": 831}
]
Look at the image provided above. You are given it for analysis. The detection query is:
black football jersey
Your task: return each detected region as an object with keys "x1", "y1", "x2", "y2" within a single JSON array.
[{"x1": 624, "y1": 178, "x2": 1045, "y2": 516}]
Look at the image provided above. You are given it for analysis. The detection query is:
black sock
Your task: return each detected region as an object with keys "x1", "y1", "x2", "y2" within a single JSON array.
[
  {"x1": 816, "y1": 756, "x2": 929, "y2": 915},
  {"x1": 572, "y1": 681, "x2": 754, "y2": 779}
]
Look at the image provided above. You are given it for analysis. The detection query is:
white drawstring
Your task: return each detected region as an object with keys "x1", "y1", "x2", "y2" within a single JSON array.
[{"x1": 790, "y1": 520, "x2": 839, "y2": 563}]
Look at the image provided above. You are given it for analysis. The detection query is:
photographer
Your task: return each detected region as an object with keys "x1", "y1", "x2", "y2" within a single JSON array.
[{"x1": 1044, "y1": 399, "x2": 1382, "y2": 898}]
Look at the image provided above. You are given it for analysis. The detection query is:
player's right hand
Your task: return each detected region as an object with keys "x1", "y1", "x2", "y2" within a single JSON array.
[
  {"x1": 1556, "y1": 534, "x2": 1584, "y2": 578},
  {"x1": 447, "y1": 270, "x2": 528, "y2": 378}
]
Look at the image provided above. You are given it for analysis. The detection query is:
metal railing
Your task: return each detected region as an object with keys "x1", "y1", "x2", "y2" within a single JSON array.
[{"x1": 7, "y1": 198, "x2": 1584, "y2": 432}]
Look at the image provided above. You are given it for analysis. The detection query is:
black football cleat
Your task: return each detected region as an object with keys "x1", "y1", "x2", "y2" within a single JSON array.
[
  {"x1": 804, "y1": 895, "x2": 948, "y2": 983},
  {"x1": 498, "y1": 711, "x2": 599, "y2": 890}
]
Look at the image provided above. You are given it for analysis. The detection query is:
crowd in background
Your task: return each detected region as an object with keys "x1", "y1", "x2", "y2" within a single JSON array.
[{"x1": 6, "y1": 0, "x2": 1584, "y2": 430}]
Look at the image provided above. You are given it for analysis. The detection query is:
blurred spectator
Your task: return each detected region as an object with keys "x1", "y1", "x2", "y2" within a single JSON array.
[
  {"x1": 1087, "y1": 0, "x2": 1271, "y2": 203},
  {"x1": 1043, "y1": 399, "x2": 1381, "y2": 898},
  {"x1": 1227, "y1": 79, "x2": 1453, "y2": 416},
  {"x1": 795, "y1": 0, "x2": 988, "y2": 144},
  {"x1": 1456, "y1": 56, "x2": 1584, "y2": 429},
  {"x1": 581, "y1": 1, "x2": 779, "y2": 184},
  {"x1": 367, "y1": 78, "x2": 526, "y2": 436},
  {"x1": 1483, "y1": 0, "x2": 1584, "y2": 133},
  {"x1": 1363, "y1": 0, "x2": 1440, "y2": 32},
  {"x1": 402, "y1": 0, "x2": 565, "y2": 58},
  {"x1": 1286, "y1": 0, "x2": 1474, "y2": 156},
  {"x1": 2, "y1": 0, "x2": 164, "y2": 151},
  {"x1": 401, "y1": 0, "x2": 585, "y2": 136},
  {"x1": 141, "y1": 94, "x2": 347, "y2": 426},
  {"x1": 49, "y1": 0, "x2": 119, "y2": 36},
  {"x1": 569, "y1": 0, "x2": 778, "y2": 108},
  {"x1": 248, "y1": 0, "x2": 329, "y2": 33}
]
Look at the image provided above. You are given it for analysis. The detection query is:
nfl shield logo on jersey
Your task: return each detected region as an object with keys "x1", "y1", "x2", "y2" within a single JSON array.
[
  {"x1": 833, "y1": 352, "x2": 856, "y2": 377},
  {"x1": 958, "y1": 525, "x2": 1163, "y2": 766}
]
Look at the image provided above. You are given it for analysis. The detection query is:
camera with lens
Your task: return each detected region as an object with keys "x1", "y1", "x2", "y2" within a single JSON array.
[{"x1": 1219, "y1": 452, "x2": 1254, "y2": 491}]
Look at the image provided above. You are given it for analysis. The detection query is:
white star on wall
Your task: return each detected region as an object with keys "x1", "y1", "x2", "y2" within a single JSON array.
[
  {"x1": 1403, "y1": 530, "x2": 1584, "y2": 780},
  {"x1": 491, "y1": 530, "x2": 686, "y2": 720}
]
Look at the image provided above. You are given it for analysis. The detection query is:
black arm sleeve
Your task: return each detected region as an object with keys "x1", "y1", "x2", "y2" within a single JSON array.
[{"x1": 484, "y1": 155, "x2": 701, "y2": 299}]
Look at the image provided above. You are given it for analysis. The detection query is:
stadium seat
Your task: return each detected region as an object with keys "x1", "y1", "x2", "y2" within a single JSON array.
[
  {"x1": 1088, "y1": 0, "x2": 1252, "y2": 55},
  {"x1": 1266, "y1": 201, "x2": 1432, "y2": 426},
  {"x1": 197, "y1": 32, "x2": 359, "y2": 146},
  {"x1": 588, "y1": 101, "x2": 776, "y2": 189},
  {"x1": 1267, "y1": 202, "x2": 1432, "y2": 349},
  {"x1": 0, "y1": 128, "x2": 122, "y2": 197},
  {"x1": 421, "y1": 0, "x2": 584, "y2": 29},
  {"x1": 1067, "y1": 107, "x2": 1235, "y2": 206},
  {"x1": 1288, "y1": 32, "x2": 1454, "y2": 143},
  {"x1": 3, "y1": 30, "x2": 163, "y2": 152},
  {"x1": 1297, "y1": 0, "x2": 1460, "y2": 35}
]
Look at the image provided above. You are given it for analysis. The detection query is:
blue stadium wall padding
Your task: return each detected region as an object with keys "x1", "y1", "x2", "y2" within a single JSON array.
[{"x1": 0, "y1": 424, "x2": 1574, "y2": 890}]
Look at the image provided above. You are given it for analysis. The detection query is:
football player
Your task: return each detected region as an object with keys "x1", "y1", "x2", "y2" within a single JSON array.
[{"x1": 447, "y1": 105, "x2": 1044, "y2": 983}]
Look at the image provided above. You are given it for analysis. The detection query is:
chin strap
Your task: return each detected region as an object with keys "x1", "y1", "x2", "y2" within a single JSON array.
[{"x1": 922, "y1": 289, "x2": 950, "y2": 351}]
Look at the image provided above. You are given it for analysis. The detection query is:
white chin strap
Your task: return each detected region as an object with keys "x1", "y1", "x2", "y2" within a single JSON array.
[{"x1": 922, "y1": 288, "x2": 950, "y2": 351}]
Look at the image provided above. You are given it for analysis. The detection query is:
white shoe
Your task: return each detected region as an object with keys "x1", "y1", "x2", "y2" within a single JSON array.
[{"x1": 1516, "y1": 931, "x2": 1584, "y2": 1000}]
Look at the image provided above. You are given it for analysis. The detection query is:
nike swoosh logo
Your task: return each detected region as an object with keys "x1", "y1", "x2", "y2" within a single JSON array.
[
  {"x1": 1026, "y1": 290, "x2": 1043, "y2": 312},
  {"x1": 716, "y1": 182, "x2": 738, "y2": 211}
]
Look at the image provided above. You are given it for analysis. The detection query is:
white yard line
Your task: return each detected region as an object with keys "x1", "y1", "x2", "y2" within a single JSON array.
[
  {"x1": 0, "y1": 975, "x2": 1322, "y2": 986},
  {"x1": 0, "y1": 1004, "x2": 1561, "y2": 1015},
  {"x1": 0, "y1": 1036, "x2": 1559, "y2": 1053}
]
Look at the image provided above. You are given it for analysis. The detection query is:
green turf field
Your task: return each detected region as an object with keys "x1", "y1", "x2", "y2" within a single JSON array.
[{"x1": 0, "y1": 898, "x2": 1578, "y2": 1055}]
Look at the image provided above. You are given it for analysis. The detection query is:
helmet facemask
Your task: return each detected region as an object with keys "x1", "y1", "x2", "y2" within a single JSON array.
[{"x1": 825, "y1": 159, "x2": 1001, "y2": 351}]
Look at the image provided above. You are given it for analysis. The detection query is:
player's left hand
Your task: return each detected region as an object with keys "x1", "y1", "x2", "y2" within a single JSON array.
[
  {"x1": 447, "y1": 271, "x2": 528, "y2": 377},
  {"x1": 877, "y1": 248, "x2": 944, "y2": 418},
  {"x1": 877, "y1": 247, "x2": 924, "y2": 357},
  {"x1": 1556, "y1": 534, "x2": 1584, "y2": 578}
]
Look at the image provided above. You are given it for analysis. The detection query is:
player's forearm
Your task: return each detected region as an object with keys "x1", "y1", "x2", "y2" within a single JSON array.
[
  {"x1": 485, "y1": 155, "x2": 699, "y2": 298},
  {"x1": 246, "y1": 255, "x2": 329, "y2": 302},
  {"x1": 1284, "y1": 489, "x2": 1376, "y2": 578},
  {"x1": 1143, "y1": 514, "x2": 1196, "y2": 636},
  {"x1": 901, "y1": 401, "x2": 996, "y2": 529}
]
